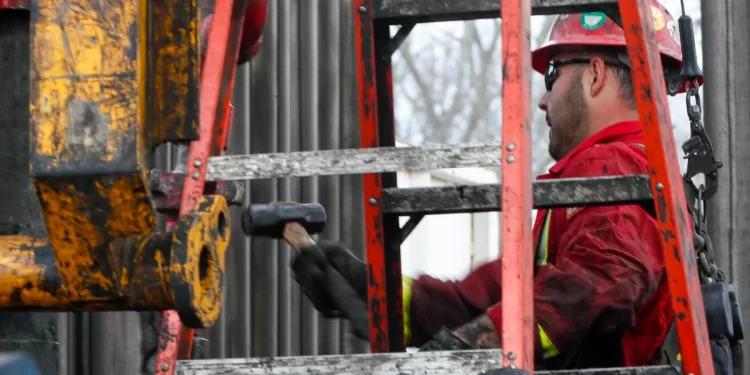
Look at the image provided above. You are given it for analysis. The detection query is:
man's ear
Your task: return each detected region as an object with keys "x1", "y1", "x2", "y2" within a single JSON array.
[{"x1": 588, "y1": 58, "x2": 607, "y2": 97}]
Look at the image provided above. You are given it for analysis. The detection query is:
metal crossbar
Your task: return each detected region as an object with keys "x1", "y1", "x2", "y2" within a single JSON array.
[
  {"x1": 382, "y1": 175, "x2": 652, "y2": 215},
  {"x1": 204, "y1": 144, "x2": 501, "y2": 181},
  {"x1": 372, "y1": 0, "x2": 619, "y2": 23},
  {"x1": 175, "y1": 350, "x2": 680, "y2": 375}
]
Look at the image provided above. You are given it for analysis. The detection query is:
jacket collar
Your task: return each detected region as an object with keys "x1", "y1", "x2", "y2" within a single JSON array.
[{"x1": 547, "y1": 120, "x2": 644, "y2": 176}]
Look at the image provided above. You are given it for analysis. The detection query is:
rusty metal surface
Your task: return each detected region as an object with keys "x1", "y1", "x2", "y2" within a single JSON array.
[
  {"x1": 0, "y1": 11, "x2": 62, "y2": 375},
  {"x1": 29, "y1": 0, "x2": 158, "y2": 301},
  {"x1": 0, "y1": 217, "x2": 224, "y2": 318},
  {"x1": 149, "y1": 0, "x2": 201, "y2": 145},
  {"x1": 372, "y1": 0, "x2": 618, "y2": 24},
  {"x1": 204, "y1": 143, "x2": 501, "y2": 181},
  {"x1": 169, "y1": 195, "x2": 231, "y2": 329},
  {"x1": 381, "y1": 175, "x2": 654, "y2": 215}
]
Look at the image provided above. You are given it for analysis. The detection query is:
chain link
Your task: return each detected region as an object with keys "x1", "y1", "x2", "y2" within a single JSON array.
[
  {"x1": 695, "y1": 181, "x2": 718, "y2": 283},
  {"x1": 683, "y1": 79, "x2": 721, "y2": 284}
]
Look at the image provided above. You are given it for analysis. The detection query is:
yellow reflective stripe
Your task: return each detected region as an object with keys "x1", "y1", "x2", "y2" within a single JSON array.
[
  {"x1": 539, "y1": 324, "x2": 561, "y2": 358},
  {"x1": 536, "y1": 210, "x2": 552, "y2": 266},
  {"x1": 403, "y1": 275, "x2": 414, "y2": 344},
  {"x1": 536, "y1": 211, "x2": 559, "y2": 357}
]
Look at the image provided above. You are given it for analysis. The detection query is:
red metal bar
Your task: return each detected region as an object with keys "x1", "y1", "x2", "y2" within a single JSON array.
[
  {"x1": 618, "y1": 2, "x2": 713, "y2": 375},
  {"x1": 354, "y1": 0, "x2": 395, "y2": 353},
  {"x1": 499, "y1": 0, "x2": 534, "y2": 370},
  {"x1": 154, "y1": 0, "x2": 248, "y2": 372},
  {"x1": 0, "y1": 0, "x2": 28, "y2": 9}
]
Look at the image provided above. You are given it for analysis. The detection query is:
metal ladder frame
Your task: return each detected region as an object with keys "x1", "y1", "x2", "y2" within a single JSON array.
[{"x1": 353, "y1": 0, "x2": 714, "y2": 374}]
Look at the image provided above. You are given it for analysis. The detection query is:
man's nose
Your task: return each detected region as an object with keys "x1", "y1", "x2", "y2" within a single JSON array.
[{"x1": 538, "y1": 91, "x2": 549, "y2": 111}]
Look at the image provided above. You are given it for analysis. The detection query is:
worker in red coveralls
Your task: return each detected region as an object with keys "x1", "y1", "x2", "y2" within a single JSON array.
[{"x1": 292, "y1": 0, "x2": 696, "y2": 370}]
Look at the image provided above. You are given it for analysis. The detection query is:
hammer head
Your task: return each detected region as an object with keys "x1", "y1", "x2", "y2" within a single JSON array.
[{"x1": 242, "y1": 202, "x2": 326, "y2": 238}]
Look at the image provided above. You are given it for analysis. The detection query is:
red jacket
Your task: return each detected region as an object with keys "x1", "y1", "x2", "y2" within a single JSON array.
[{"x1": 408, "y1": 121, "x2": 674, "y2": 368}]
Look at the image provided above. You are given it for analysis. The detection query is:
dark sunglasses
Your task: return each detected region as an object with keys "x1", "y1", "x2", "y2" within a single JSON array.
[{"x1": 544, "y1": 58, "x2": 630, "y2": 91}]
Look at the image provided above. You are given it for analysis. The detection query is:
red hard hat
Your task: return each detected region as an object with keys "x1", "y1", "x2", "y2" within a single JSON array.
[
  {"x1": 238, "y1": 0, "x2": 268, "y2": 63},
  {"x1": 200, "y1": 0, "x2": 268, "y2": 64},
  {"x1": 531, "y1": 1, "x2": 701, "y2": 93}
]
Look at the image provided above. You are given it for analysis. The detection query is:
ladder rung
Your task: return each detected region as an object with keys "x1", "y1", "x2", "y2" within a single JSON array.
[
  {"x1": 382, "y1": 175, "x2": 652, "y2": 215},
  {"x1": 373, "y1": 0, "x2": 619, "y2": 24},
  {"x1": 175, "y1": 349, "x2": 678, "y2": 375},
  {"x1": 205, "y1": 144, "x2": 500, "y2": 181}
]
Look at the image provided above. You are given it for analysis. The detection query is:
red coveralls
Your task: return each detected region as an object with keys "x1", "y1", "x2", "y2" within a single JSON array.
[{"x1": 408, "y1": 121, "x2": 674, "y2": 367}]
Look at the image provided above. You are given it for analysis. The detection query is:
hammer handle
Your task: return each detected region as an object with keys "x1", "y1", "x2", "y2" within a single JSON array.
[
  {"x1": 282, "y1": 222, "x2": 317, "y2": 251},
  {"x1": 282, "y1": 222, "x2": 371, "y2": 341}
]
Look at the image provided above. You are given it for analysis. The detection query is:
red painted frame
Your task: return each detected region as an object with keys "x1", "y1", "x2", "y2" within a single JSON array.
[
  {"x1": 353, "y1": 0, "x2": 406, "y2": 353},
  {"x1": 153, "y1": 0, "x2": 248, "y2": 373},
  {"x1": 618, "y1": 1, "x2": 713, "y2": 375},
  {"x1": 500, "y1": 0, "x2": 535, "y2": 370}
]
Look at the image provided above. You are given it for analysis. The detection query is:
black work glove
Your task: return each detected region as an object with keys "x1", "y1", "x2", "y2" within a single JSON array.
[
  {"x1": 418, "y1": 327, "x2": 475, "y2": 351},
  {"x1": 291, "y1": 240, "x2": 367, "y2": 318}
]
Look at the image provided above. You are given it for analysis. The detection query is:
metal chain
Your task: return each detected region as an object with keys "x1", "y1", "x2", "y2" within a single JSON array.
[{"x1": 684, "y1": 79, "x2": 721, "y2": 284}]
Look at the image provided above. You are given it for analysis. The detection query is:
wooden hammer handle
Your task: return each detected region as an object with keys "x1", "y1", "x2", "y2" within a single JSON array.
[{"x1": 282, "y1": 222, "x2": 316, "y2": 252}]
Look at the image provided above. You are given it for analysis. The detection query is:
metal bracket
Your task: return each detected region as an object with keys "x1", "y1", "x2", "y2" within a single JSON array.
[{"x1": 385, "y1": 22, "x2": 416, "y2": 57}]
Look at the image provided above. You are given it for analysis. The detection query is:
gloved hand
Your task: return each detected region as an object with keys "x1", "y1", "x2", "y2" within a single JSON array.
[
  {"x1": 291, "y1": 240, "x2": 367, "y2": 318},
  {"x1": 419, "y1": 327, "x2": 475, "y2": 351},
  {"x1": 291, "y1": 240, "x2": 416, "y2": 343}
]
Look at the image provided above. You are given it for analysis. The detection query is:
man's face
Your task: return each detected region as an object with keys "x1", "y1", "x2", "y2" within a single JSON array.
[{"x1": 538, "y1": 53, "x2": 590, "y2": 162}]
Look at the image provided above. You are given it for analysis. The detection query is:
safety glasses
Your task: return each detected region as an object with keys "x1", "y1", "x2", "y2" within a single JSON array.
[{"x1": 544, "y1": 58, "x2": 630, "y2": 91}]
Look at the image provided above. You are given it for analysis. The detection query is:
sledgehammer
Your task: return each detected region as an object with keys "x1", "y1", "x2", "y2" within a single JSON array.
[{"x1": 241, "y1": 202, "x2": 370, "y2": 341}]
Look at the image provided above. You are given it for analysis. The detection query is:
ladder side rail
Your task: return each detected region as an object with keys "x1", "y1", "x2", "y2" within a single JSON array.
[
  {"x1": 354, "y1": 0, "x2": 406, "y2": 353},
  {"x1": 154, "y1": 0, "x2": 249, "y2": 373},
  {"x1": 500, "y1": 0, "x2": 535, "y2": 370},
  {"x1": 618, "y1": 2, "x2": 713, "y2": 375},
  {"x1": 373, "y1": 19, "x2": 408, "y2": 353}
]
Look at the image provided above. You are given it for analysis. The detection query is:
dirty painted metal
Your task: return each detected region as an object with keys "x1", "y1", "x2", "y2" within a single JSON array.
[
  {"x1": 0, "y1": 9, "x2": 62, "y2": 375},
  {"x1": 154, "y1": 0, "x2": 248, "y2": 370},
  {"x1": 354, "y1": 0, "x2": 390, "y2": 354},
  {"x1": 373, "y1": 0, "x2": 618, "y2": 24},
  {"x1": 175, "y1": 349, "x2": 503, "y2": 374},
  {"x1": 24, "y1": 0, "x2": 229, "y2": 349},
  {"x1": 169, "y1": 195, "x2": 231, "y2": 329},
  {"x1": 174, "y1": 349, "x2": 681, "y2": 375},
  {"x1": 381, "y1": 175, "x2": 654, "y2": 215},
  {"x1": 618, "y1": 2, "x2": 713, "y2": 375},
  {"x1": 149, "y1": 0, "x2": 201, "y2": 145},
  {"x1": 203, "y1": 143, "x2": 501, "y2": 181},
  {"x1": 354, "y1": 0, "x2": 406, "y2": 354},
  {"x1": 149, "y1": 170, "x2": 245, "y2": 212},
  {"x1": 499, "y1": 0, "x2": 534, "y2": 369},
  {"x1": 0, "y1": 227, "x2": 216, "y2": 314},
  {"x1": 29, "y1": 0, "x2": 158, "y2": 301}
]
